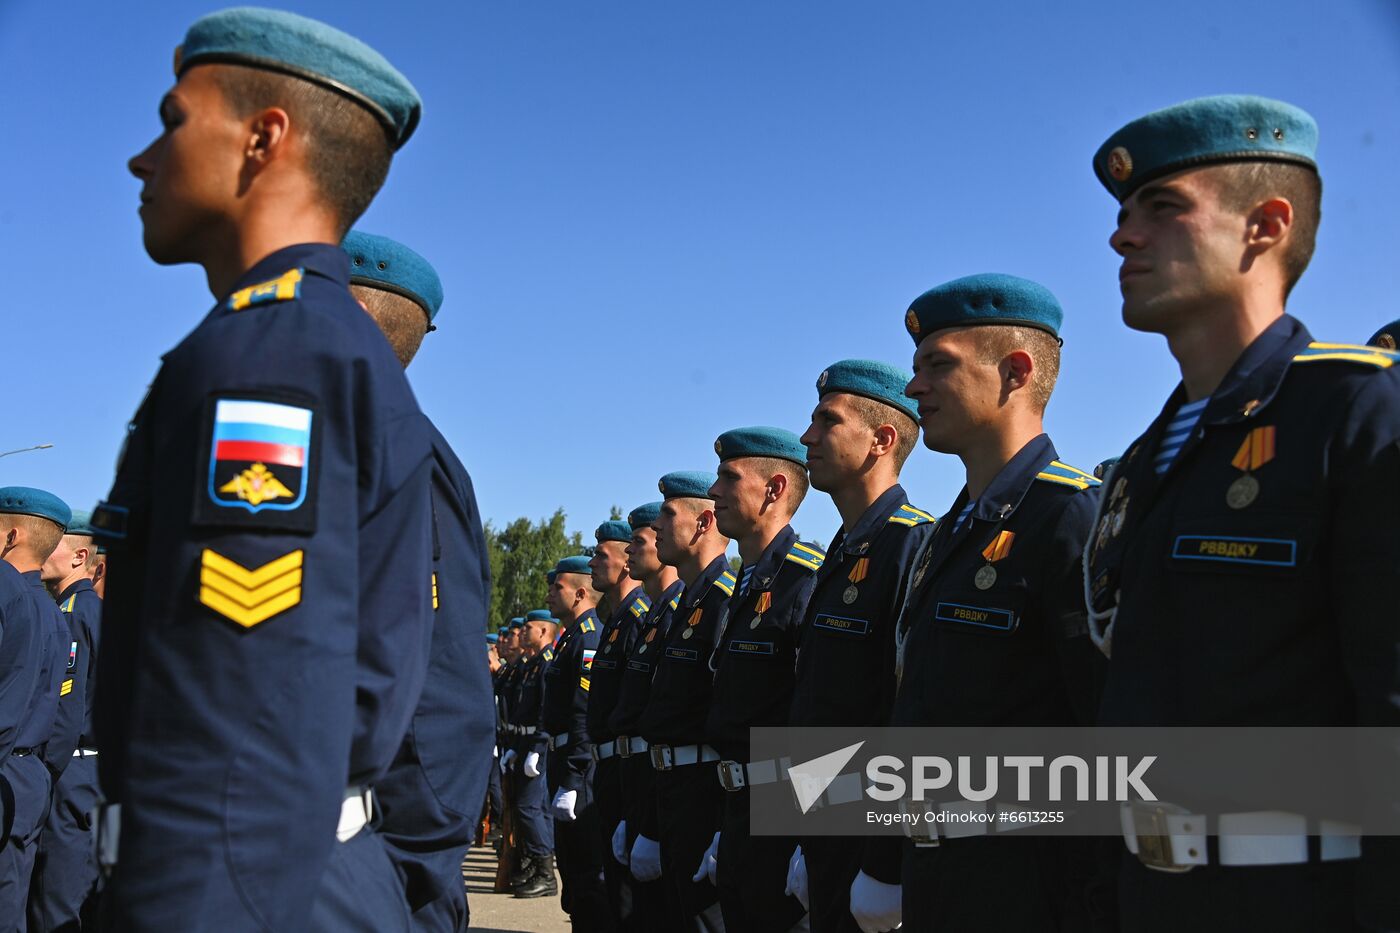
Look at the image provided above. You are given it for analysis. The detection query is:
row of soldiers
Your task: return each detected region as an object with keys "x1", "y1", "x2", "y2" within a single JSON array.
[
  {"x1": 476, "y1": 92, "x2": 1400, "y2": 933},
  {"x1": 0, "y1": 494, "x2": 104, "y2": 930}
]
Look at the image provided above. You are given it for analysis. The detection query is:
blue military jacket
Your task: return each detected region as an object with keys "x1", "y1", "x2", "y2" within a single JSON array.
[
  {"x1": 541, "y1": 610, "x2": 602, "y2": 791},
  {"x1": 376, "y1": 422, "x2": 493, "y2": 915},
  {"x1": 790, "y1": 485, "x2": 935, "y2": 728},
  {"x1": 57, "y1": 578, "x2": 101, "y2": 750},
  {"x1": 91, "y1": 243, "x2": 437, "y2": 931},
  {"x1": 706, "y1": 527, "x2": 823, "y2": 763},
  {"x1": 612, "y1": 577, "x2": 687, "y2": 741},
  {"x1": 5, "y1": 570, "x2": 68, "y2": 847},
  {"x1": 0, "y1": 563, "x2": 44, "y2": 765},
  {"x1": 637, "y1": 560, "x2": 733, "y2": 746},
  {"x1": 586, "y1": 586, "x2": 651, "y2": 744}
]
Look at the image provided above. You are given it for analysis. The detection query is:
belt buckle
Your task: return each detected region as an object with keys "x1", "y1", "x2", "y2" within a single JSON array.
[
  {"x1": 1131, "y1": 803, "x2": 1191, "y2": 873},
  {"x1": 650, "y1": 744, "x2": 673, "y2": 771},
  {"x1": 590, "y1": 744, "x2": 602, "y2": 763},
  {"x1": 717, "y1": 760, "x2": 746, "y2": 792},
  {"x1": 617, "y1": 736, "x2": 632, "y2": 759},
  {"x1": 904, "y1": 799, "x2": 939, "y2": 848}
]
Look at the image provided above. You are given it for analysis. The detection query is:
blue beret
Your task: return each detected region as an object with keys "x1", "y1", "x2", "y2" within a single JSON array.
[
  {"x1": 65, "y1": 510, "x2": 94, "y2": 536},
  {"x1": 0, "y1": 487, "x2": 72, "y2": 529},
  {"x1": 554, "y1": 555, "x2": 593, "y2": 576},
  {"x1": 176, "y1": 7, "x2": 421, "y2": 148},
  {"x1": 1368, "y1": 320, "x2": 1400, "y2": 351},
  {"x1": 715, "y1": 427, "x2": 808, "y2": 468},
  {"x1": 905, "y1": 273, "x2": 1063, "y2": 343},
  {"x1": 545, "y1": 570, "x2": 558, "y2": 584},
  {"x1": 1093, "y1": 458, "x2": 1121, "y2": 480},
  {"x1": 1094, "y1": 95, "x2": 1318, "y2": 201},
  {"x1": 342, "y1": 230, "x2": 443, "y2": 321},
  {"x1": 508, "y1": 616, "x2": 525, "y2": 628},
  {"x1": 816, "y1": 359, "x2": 918, "y2": 422},
  {"x1": 595, "y1": 520, "x2": 632, "y2": 544},
  {"x1": 525, "y1": 609, "x2": 555, "y2": 623},
  {"x1": 658, "y1": 471, "x2": 717, "y2": 501},
  {"x1": 628, "y1": 501, "x2": 662, "y2": 530}
]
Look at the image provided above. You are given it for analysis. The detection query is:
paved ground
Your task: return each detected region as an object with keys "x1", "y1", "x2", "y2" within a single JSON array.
[{"x1": 462, "y1": 844, "x2": 571, "y2": 932}]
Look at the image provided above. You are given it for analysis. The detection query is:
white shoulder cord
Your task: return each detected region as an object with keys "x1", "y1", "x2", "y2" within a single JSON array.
[{"x1": 1082, "y1": 460, "x2": 1120, "y2": 659}]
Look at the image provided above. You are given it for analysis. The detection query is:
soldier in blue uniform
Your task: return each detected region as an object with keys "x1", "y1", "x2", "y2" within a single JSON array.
[
  {"x1": 93, "y1": 10, "x2": 435, "y2": 930},
  {"x1": 31, "y1": 509, "x2": 103, "y2": 931},
  {"x1": 635, "y1": 476, "x2": 734, "y2": 930},
  {"x1": 1087, "y1": 95, "x2": 1400, "y2": 932},
  {"x1": 508, "y1": 610, "x2": 558, "y2": 898},
  {"x1": 703, "y1": 430, "x2": 823, "y2": 932},
  {"x1": 0, "y1": 489, "x2": 73, "y2": 926},
  {"x1": 585, "y1": 521, "x2": 651, "y2": 925},
  {"x1": 786, "y1": 361, "x2": 936, "y2": 933},
  {"x1": 486, "y1": 619, "x2": 525, "y2": 847},
  {"x1": 341, "y1": 230, "x2": 494, "y2": 932},
  {"x1": 871, "y1": 275, "x2": 1109, "y2": 933},
  {"x1": 540, "y1": 555, "x2": 611, "y2": 931}
]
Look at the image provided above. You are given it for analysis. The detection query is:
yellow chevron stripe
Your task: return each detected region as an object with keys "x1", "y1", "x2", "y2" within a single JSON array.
[
  {"x1": 1049, "y1": 460, "x2": 1097, "y2": 481},
  {"x1": 579, "y1": 677, "x2": 591, "y2": 692},
  {"x1": 60, "y1": 679, "x2": 73, "y2": 697},
  {"x1": 792, "y1": 542, "x2": 825, "y2": 560},
  {"x1": 714, "y1": 573, "x2": 736, "y2": 596},
  {"x1": 785, "y1": 553, "x2": 822, "y2": 571},
  {"x1": 1035, "y1": 471, "x2": 1092, "y2": 490},
  {"x1": 200, "y1": 564, "x2": 302, "y2": 609},
  {"x1": 199, "y1": 584, "x2": 302, "y2": 629},
  {"x1": 61, "y1": 595, "x2": 76, "y2": 613},
  {"x1": 432, "y1": 572, "x2": 439, "y2": 611},
  {"x1": 1293, "y1": 351, "x2": 1395, "y2": 368},
  {"x1": 200, "y1": 549, "x2": 304, "y2": 589},
  {"x1": 900, "y1": 504, "x2": 937, "y2": 522}
]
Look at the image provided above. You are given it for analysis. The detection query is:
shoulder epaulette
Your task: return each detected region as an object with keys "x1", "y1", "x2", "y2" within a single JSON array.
[
  {"x1": 579, "y1": 617, "x2": 597, "y2": 634},
  {"x1": 713, "y1": 571, "x2": 737, "y2": 597},
  {"x1": 60, "y1": 595, "x2": 76, "y2": 613},
  {"x1": 1035, "y1": 460, "x2": 1102, "y2": 491},
  {"x1": 1292, "y1": 341, "x2": 1399, "y2": 369},
  {"x1": 785, "y1": 541, "x2": 826, "y2": 572},
  {"x1": 888, "y1": 503, "x2": 936, "y2": 527},
  {"x1": 542, "y1": 647, "x2": 555, "y2": 662},
  {"x1": 668, "y1": 592, "x2": 682, "y2": 611},
  {"x1": 227, "y1": 268, "x2": 304, "y2": 311},
  {"x1": 628, "y1": 596, "x2": 650, "y2": 618}
]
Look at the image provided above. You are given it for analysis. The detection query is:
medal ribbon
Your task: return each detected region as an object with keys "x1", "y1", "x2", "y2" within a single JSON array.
[
  {"x1": 1230, "y1": 426, "x2": 1276, "y2": 472},
  {"x1": 754, "y1": 592, "x2": 772, "y2": 615},
  {"x1": 981, "y1": 530, "x2": 1016, "y2": 563},
  {"x1": 687, "y1": 607, "x2": 703, "y2": 628},
  {"x1": 847, "y1": 557, "x2": 870, "y2": 584}
]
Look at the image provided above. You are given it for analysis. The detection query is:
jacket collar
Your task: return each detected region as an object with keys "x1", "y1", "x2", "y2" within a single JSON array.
[
  {"x1": 965, "y1": 434, "x2": 1058, "y2": 523},
  {"x1": 57, "y1": 578, "x2": 94, "y2": 602},
  {"x1": 745, "y1": 524, "x2": 798, "y2": 594},
  {"x1": 828, "y1": 484, "x2": 909, "y2": 557},
  {"x1": 1199, "y1": 314, "x2": 1312, "y2": 425},
  {"x1": 681, "y1": 555, "x2": 731, "y2": 609}
]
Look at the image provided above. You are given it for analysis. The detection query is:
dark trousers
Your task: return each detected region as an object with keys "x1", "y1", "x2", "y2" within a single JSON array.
[
  {"x1": 902, "y1": 835, "x2": 1118, "y2": 933},
  {"x1": 621, "y1": 755, "x2": 684, "y2": 932},
  {"x1": 512, "y1": 767, "x2": 554, "y2": 858},
  {"x1": 27, "y1": 755, "x2": 101, "y2": 932},
  {"x1": 549, "y1": 757, "x2": 615, "y2": 933},
  {"x1": 308, "y1": 829, "x2": 411, "y2": 933},
  {"x1": 594, "y1": 757, "x2": 632, "y2": 925},
  {"x1": 717, "y1": 786, "x2": 804, "y2": 933},
  {"x1": 800, "y1": 835, "x2": 860, "y2": 933},
  {"x1": 655, "y1": 764, "x2": 722, "y2": 920},
  {"x1": 486, "y1": 754, "x2": 503, "y2": 829},
  {"x1": 1118, "y1": 847, "x2": 1359, "y2": 933},
  {"x1": 0, "y1": 754, "x2": 52, "y2": 931}
]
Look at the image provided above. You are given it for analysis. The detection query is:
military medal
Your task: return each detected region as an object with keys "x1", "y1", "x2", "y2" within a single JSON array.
[
  {"x1": 640, "y1": 627, "x2": 657, "y2": 653},
  {"x1": 976, "y1": 530, "x2": 1015, "y2": 590},
  {"x1": 1227, "y1": 426, "x2": 1275, "y2": 510},
  {"x1": 750, "y1": 592, "x2": 771, "y2": 628},
  {"x1": 843, "y1": 557, "x2": 869, "y2": 605},
  {"x1": 682, "y1": 607, "x2": 701, "y2": 640}
]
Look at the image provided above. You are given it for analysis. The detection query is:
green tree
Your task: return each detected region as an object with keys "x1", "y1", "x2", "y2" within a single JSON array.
[{"x1": 484, "y1": 508, "x2": 585, "y2": 632}]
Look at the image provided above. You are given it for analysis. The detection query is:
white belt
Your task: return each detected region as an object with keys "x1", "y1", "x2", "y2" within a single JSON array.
[
  {"x1": 72, "y1": 748, "x2": 98, "y2": 758},
  {"x1": 903, "y1": 800, "x2": 1038, "y2": 847},
  {"x1": 547, "y1": 732, "x2": 570, "y2": 751},
  {"x1": 337, "y1": 785, "x2": 374, "y2": 842},
  {"x1": 649, "y1": 743, "x2": 719, "y2": 772},
  {"x1": 507, "y1": 724, "x2": 537, "y2": 736},
  {"x1": 594, "y1": 736, "x2": 651, "y2": 762},
  {"x1": 716, "y1": 756, "x2": 786, "y2": 789},
  {"x1": 1121, "y1": 803, "x2": 1361, "y2": 871}
]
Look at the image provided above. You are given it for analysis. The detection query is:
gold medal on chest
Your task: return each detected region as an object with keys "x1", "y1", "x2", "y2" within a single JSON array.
[
  {"x1": 842, "y1": 585, "x2": 859, "y2": 604},
  {"x1": 974, "y1": 565, "x2": 997, "y2": 590},
  {"x1": 1226, "y1": 474, "x2": 1259, "y2": 509}
]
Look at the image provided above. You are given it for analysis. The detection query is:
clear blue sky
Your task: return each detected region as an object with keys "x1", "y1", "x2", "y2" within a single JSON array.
[{"x1": 3, "y1": 1, "x2": 1398, "y2": 545}]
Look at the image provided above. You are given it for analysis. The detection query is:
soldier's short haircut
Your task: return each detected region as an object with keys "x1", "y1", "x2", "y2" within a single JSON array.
[
  {"x1": 746, "y1": 457, "x2": 810, "y2": 514},
  {"x1": 559, "y1": 571, "x2": 603, "y2": 599},
  {"x1": 0, "y1": 514, "x2": 65, "y2": 563},
  {"x1": 843, "y1": 394, "x2": 919, "y2": 471},
  {"x1": 349, "y1": 285, "x2": 428, "y2": 368},
  {"x1": 212, "y1": 64, "x2": 393, "y2": 235},
  {"x1": 975, "y1": 326, "x2": 1062, "y2": 413},
  {"x1": 1211, "y1": 162, "x2": 1321, "y2": 298}
]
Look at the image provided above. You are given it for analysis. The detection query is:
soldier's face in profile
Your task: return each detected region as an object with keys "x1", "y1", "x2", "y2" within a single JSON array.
[
  {"x1": 801, "y1": 394, "x2": 872, "y2": 492},
  {"x1": 1110, "y1": 167, "x2": 1243, "y2": 335},
  {"x1": 907, "y1": 328, "x2": 1003, "y2": 454},
  {"x1": 128, "y1": 65, "x2": 248, "y2": 266},
  {"x1": 589, "y1": 540, "x2": 630, "y2": 590},
  {"x1": 709, "y1": 461, "x2": 768, "y2": 538},
  {"x1": 545, "y1": 582, "x2": 562, "y2": 614},
  {"x1": 627, "y1": 529, "x2": 663, "y2": 580}
]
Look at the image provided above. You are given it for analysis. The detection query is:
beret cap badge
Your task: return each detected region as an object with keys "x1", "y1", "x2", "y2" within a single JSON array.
[
  {"x1": 714, "y1": 440, "x2": 723, "y2": 455},
  {"x1": 1107, "y1": 146, "x2": 1133, "y2": 182},
  {"x1": 817, "y1": 370, "x2": 828, "y2": 388},
  {"x1": 905, "y1": 309, "x2": 920, "y2": 337}
]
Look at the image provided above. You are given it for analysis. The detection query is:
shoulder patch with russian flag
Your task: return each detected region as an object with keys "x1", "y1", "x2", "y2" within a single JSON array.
[
  {"x1": 193, "y1": 393, "x2": 320, "y2": 533},
  {"x1": 582, "y1": 648, "x2": 596, "y2": 671}
]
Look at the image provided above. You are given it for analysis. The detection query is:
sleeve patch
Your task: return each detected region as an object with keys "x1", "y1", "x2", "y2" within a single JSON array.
[
  {"x1": 198, "y1": 548, "x2": 304, "y2": 628},
  {"x1": 192, "y1": 393, "x2": 320, "y2": 533},
  {"x1": 60, "y1": 678, "x2": 74, "y2": 697},
  {"x1": 227, "y1": 268, "x2": 304, "y2": 311}
]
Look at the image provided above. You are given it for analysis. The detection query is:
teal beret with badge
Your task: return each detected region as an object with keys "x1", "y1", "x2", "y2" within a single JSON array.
[
  {"x1": 1368, "y1": 320, "x2": 1400, "y2": 351},
  {"x1": 658, "y1": 471, "x2": 717, "y2": 501},
  {"x1": 714, "y1": 426, "x2": 807, "y2": 468},
  {"x1": 0, "y1": 487, "x2": 72, "y2": 529},
  {"x1": 176, "y1": 6, "x2": 422, "y2": 148},
  {"x1": 817, "y1": 359, "x2": 918, "y2": 422},
  {"x1": 905, "y1": 273, "x2": 1063, "y2": 345},
  {"x1": 525, "y1": 609, "x2": 555, "y2": 623},
  {"x1": 342, "y1": 230, "x2": 443, "y2": 323},
  {"x1": 628, "y1": 501, "x2": 662, "y2": 530},
  {"x1": 1094, "y1": 94, "x2": 1317, "y2": 201},
  {"x1": 554, "y1": 555, "x2": 593, "y2": 576},
  {"x1": 508, "y1": 616, "x2": 525, "y2": 629},
  {"x1": 594, "y1": 520, "x2": 632, "y2": 544}
]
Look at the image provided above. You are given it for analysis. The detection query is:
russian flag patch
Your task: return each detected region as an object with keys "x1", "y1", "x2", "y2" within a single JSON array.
[
  {"x1": 582, "y1": 648, "x2": 596, "y2": 671},
  {"x1": 194, "y1": 393, "x2": 319, "y2": 532}
]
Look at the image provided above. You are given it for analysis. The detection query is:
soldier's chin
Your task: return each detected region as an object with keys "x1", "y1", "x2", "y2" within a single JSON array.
[{"x1": 142, "y1": 226, "x2": 193, "y2": 266}]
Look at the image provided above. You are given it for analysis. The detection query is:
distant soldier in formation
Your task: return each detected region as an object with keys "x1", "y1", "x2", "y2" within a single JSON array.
[{"x1": 507, "y1": 611, "x2": 559, "y2": 898}]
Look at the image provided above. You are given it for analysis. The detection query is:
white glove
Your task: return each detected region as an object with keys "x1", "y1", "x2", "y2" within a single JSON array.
[
  {"x1": 692, "y1": 831, "x2": 720, "y2": 885},
  {"x1": 523, "y1": 751, "x2": 541, "y2": 778},
  {"x1": 849, "y1": 870, "x2": 902, "y2": 932},
  {"x1": 611, "y1": 821, "x2": 629, "y2": 865},
  {"x1": 552, "y1": 788, "x2": 577, "y2": 822},
  {"x1": 500, "y1": 749, "x2": 516, "y2": 774},
  {"x1": 493, "y1": 745, "x2": 499, "y2": 758},
  {"x1": 630, "y1": 834, "x2": 662, "y2": 882},
  {"x1": 784, "y1": 845, "x2": 809, "y2": 909}
]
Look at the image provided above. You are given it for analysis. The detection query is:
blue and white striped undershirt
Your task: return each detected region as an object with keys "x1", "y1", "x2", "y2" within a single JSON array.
[
  {"x1": 739, "y1": 564, "x2": 756, "y2": 595},
  {"x1": 1154, "y1": 397, "x2": 1210, "y2": 475},
  {"x1": 953, "y1": 502, "x2": 976, "y2": 532}
]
